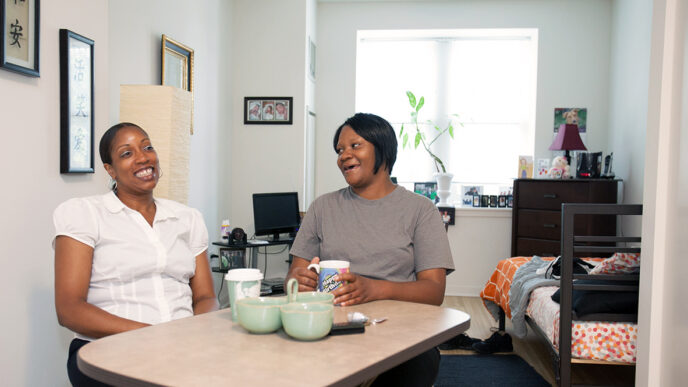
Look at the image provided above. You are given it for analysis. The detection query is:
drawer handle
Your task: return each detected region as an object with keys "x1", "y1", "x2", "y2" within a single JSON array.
[
  {"x1": 543, "y1": 224, "x2": 556, "y2": 228},
  {"x1": 543, "y1": 193, "x2": 557, "y2": 199}
]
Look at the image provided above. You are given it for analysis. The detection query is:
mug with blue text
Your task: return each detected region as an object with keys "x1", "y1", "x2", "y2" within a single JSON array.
[{"x1": 306, "y1": 260, "x2": 350, "y2": 293}]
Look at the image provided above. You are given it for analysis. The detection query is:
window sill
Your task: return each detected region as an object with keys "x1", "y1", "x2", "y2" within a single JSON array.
[{"x1": 453, "y1": 206, "x2": 512, "y2": 218}]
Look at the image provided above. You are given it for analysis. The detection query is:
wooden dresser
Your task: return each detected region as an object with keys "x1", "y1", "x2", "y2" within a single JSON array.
[{"x1": 511, "y1": 179, "x2": 619, "y2": 257}]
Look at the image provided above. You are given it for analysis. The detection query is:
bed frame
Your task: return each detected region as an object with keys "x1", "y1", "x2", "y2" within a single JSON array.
[{"x1": 499, "y1": 203, "x2": 642, "y2": 387}]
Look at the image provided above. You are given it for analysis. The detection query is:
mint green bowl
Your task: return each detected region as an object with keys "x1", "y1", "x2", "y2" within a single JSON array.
[
  {"x1": 236, "y1": 296, "x2": 287, "y2": 334},
  {"x1": 280, "y1": 302, "x2": 334, "y2": 341},
  {"x1": 292, "y1": 292, "x2": 334, "y2": 304}
]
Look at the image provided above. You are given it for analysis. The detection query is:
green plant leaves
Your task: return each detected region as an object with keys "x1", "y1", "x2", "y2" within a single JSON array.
[
  {"x1": 402, "y1": 132, "x2": 409, "y2": 148},
  {"x1": 414, "y1": 132, "x2": 422, "y2": 148},
  {"x1": 416, "y1": 96, "x2": 424, "y2": 112},
  {"x1": 406, "y1": 91, "x2": 416, "y2": 109},
  {"x1": 448, "y1": 125, "x2": 454, "y2": 139}
]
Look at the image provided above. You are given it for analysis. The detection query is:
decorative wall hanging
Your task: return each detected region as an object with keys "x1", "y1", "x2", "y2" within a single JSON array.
[
  {"x1": 60, "y1": 29, "x2": 94, "y2": 173},
  {"x1": 1, "y1": 0, "x2": 40, "y2": 76}
]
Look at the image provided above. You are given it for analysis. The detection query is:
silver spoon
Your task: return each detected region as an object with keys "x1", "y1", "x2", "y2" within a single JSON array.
[{"x1": 371, "y1": 317, "x2": 388, "y2": 325}]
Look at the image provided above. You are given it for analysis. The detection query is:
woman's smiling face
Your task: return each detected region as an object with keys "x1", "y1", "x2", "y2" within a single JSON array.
[
  {"x1": 104, "y1": 126, "x2": 160, "y2": 195},
  {"x1": 336, "y1": 125, "x2": 381, "y2": 189}
]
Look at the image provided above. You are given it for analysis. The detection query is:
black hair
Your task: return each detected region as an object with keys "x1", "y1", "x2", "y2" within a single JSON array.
[
  {"x1": 99, "y1": 122, "x2": 147, "y2": 165},
  {"x1": 333, "y1": 113, "x2": 397, "y2": 175}
]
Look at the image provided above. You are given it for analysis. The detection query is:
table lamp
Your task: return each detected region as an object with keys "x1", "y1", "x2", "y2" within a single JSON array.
[{"x1": 549, "y1": 123, "x2": 587, "y2": 165}]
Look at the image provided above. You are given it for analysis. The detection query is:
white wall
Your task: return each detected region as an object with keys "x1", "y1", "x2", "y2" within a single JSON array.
[
  {"x1": 230, "y1": 0, "x2": 310, "y2": 279},
  {"x1": 607, "y1": 0, "x2": 652, "y2": 235},
  {"x1": 316, "y1": 0, "x2": 614, "y2": 295},
  {"x1": 0, "y1": 1, "x2": 109, "y2": 385}
]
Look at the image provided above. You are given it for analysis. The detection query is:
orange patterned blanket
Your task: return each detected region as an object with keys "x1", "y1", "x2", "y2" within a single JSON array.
[
  {"x1": 479, "y1": 257, "x2": 550, "y2": 319},
  {"x1": 479, "y1": 256, "x2": 604, "y2": 319}
]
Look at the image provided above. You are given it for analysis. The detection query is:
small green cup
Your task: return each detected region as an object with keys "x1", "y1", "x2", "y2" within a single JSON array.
[
  {"x1": 280, "y1": 302, "x2": 334, "y2": 341},
  {"x1": 286, "y1": 278, "x2": 334, "y2": 304},
  {"x1": 236, "y1": 296, "x2": 287, "y2": 334}
]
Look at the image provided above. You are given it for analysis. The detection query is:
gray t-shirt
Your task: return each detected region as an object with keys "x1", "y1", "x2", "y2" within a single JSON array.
[{"x1": 290, "y1": 185, "x2": 454, "y2": 282}]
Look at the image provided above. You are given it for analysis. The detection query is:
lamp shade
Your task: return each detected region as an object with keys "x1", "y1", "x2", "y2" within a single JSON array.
[{"x1": 549, "y1": 124, "x2": 587, "y2": 151}]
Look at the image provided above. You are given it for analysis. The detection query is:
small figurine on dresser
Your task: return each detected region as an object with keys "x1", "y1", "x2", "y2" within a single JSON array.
[{"x1": 548, "y1": 156, "x2": 571, "y2": 179}]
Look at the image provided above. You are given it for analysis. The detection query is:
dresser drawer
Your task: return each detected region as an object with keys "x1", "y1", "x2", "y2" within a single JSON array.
[
  {"x1": 516, "y1": 181, "x2": 589, "y2": 210},
  {"x1": 516, "y1": 210, "x2": 561, "y2": 240}
]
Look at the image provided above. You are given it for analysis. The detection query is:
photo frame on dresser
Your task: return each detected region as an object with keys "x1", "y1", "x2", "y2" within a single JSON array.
[
  {"x1": 59, "y1": 29, "x2": 94, "y2": 174},
  {"x1": 1, "y1": 0, "x2": 40, "y2": 76}
]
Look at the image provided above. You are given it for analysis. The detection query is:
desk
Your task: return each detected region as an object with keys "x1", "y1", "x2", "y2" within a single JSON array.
[
  {"x1": 212, "y1": 238, "x2": 294, "y2": 269},
  {"x1": 78, "y1": 300, "x2": 470, "y2": 386}
]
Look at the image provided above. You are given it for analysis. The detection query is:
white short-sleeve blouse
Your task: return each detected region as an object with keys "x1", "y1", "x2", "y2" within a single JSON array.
[{"x1": 53, "y1": 191, "x2": 209, "y2": 340}]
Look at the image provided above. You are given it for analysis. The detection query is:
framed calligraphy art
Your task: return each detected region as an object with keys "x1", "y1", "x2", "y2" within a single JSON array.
[
  {"x1": 59, "y1": 29, "x2": 94, "y2": 174},
  {"x1": 161, "y1": 34, "x2": 193, "y2": 92},
  {"x1": 1, "y1": 0, "x2": 40, "y2": 76},
  {"x1": 244, "y1": 97, "x2": 293, "y2": 125}
]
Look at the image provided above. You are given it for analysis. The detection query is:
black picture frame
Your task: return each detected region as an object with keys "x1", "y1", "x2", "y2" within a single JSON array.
[
  {"x1": 498, "y1": 195, "x2": 507, "y2": 208},
  {"x1": 438, "y1": 206, "x2": 455, "y2": 226},
  {"x1": 489, "y1": 195, "x2": 498, "y2": 208},
  {"x1": 472, "y1": 195, "x2": 480, "y2": 207},
  {"x1": 414, "y1": 181, "x2": 439, "y2": 204},
  {"x1": 480, "y1": 195, "x2": 489, "y2": 207},
  {"x1": 507, "y1": 195, "x2": 514, "y2": 208},
  {"x1": 59, "y1": 29, "x2": 94, "y2": 174},
  {"x1": 244, "y1": 97, "x2": 293, "y2": 125},
  {"x1": 0, "y1": 0, "x2": 40, "y2": 76}
]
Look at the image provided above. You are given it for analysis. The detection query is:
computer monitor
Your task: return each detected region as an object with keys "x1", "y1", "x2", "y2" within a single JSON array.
[{"x1": 252, "y1": 192, "x2": 301, "y2": 240}]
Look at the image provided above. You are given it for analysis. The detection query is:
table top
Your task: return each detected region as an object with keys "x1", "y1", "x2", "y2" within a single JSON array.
[{"x1": 78, "y1": 300, "x2": 470, "y2": 387}]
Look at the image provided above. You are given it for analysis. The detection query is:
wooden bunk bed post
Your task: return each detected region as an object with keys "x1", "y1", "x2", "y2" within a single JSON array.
[
  {"x1": 558, "y1": 203, "x2": 642, "y2": 387},
  {"x1": 560, "y1": 205, "x2": 576, "y2": 387}
]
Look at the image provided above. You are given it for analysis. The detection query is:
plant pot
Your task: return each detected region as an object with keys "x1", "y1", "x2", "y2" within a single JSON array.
[{"x1": 434, "y1": 172, "x2": 454, "y2": 206}]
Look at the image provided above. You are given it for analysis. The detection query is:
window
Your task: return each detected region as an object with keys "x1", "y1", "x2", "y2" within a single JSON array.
[{"x1": 355, "y1": 29, "x2": 538, "y2": 199}]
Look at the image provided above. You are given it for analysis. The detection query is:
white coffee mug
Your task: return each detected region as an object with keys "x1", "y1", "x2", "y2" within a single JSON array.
[
  {"x1": 225, "y1": 268, "x2": 263, "y2": 321},
  {"x1": 306, "y1": 260, "x2": 350, "y2": 293}
]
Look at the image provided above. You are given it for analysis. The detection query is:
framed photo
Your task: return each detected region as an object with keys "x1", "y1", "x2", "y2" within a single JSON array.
[
  {"x1": 1, "y1": 0, "x2": 40, "y2": 76},
  {"x1": 59, "y1": 29, "x2": 94, "y2": 174},
  {"x1": 414, "y1": 181, "x2": 438, "y2": 204},
  {"x1": 489, "y1": 195, "x2": 498, "y2": 208},
  {"x1": 472, "y1": 195, "x2": 480, "y2": 207},
  {"x1": 220, "y1": 248, "x2": 246, "y2": 270},
  {"x1": 507, "y1": 195, "x2": 514, "y2": 208},
  {"x1": 161, "y1": 34, "x2": 193, "y2": 92},
  {"x1": 460, "y1": 185, "x2": 483, "y2": 207},
  {"x1": 498, "y1": 195, "x2": 507, "y2": 208},
  {"x1": 480, "y1": 195, "x2": 489, "y2": 207},
  {"x1": 438, "y1": 206, "x2": 455, "y2": 226},
  {"x1": 554, "y1": 107, "x2": 587, "y2": 133},
  {"x1": 244, "y1": 97, "x2": 293, "y2": 125},
  {"x1": 517, "y1": 155, "x2": 533, "y2": 179}
]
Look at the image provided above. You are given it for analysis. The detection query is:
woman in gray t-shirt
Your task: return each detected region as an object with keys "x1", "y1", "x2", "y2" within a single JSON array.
[{"x1": 289, "y1": 112, "x2": 454, "y2": 305}]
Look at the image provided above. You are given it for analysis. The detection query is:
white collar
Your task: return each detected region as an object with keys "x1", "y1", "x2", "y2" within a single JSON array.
[{"x1": 103, "y1": 191, "x2": 177, "y2": 221}]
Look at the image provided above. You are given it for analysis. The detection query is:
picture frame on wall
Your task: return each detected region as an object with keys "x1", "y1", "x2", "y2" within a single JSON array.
[
  {"x1": 161, "y1": 34, "x2": 193, "y2": 92},
  {"x1": 0, "y1": 0, "x2": 40, "y2": 76},
  {"x1": 59, "y1": 29, "x2": 94, "y2": 174},
  {"x1": 244, "y1": 97, "x2": 293, "y2": 125},
  {"x1": 438, "y1": 206, "x2": 455, "y2": 226}
]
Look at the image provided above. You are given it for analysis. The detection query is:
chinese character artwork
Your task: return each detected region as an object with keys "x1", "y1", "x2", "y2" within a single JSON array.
[{"x1": 2, "y1": 0, "x2": 38, "y2": 76}]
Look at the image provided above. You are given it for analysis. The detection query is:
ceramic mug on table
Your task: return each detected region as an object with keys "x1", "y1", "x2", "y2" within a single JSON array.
[
  {"x1": 306, "y1": 260, "x2": 350, "y2": 293},
  {"x1": 286, "y1": 278, "x2": 334, "y2": 304},
  {"x1": 225, "y1": 268, "x2": 263, "y2": 321}
]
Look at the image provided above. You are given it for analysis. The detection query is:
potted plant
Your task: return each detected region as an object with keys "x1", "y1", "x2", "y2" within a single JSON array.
[{"x1": 399, "y1": 91, "x2": 460, "y2": 206}]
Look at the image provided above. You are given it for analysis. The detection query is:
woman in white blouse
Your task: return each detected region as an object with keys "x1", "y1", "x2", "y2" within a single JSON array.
[{"x1": 53, "y1": 122, "x2": 218, "y2": 386}]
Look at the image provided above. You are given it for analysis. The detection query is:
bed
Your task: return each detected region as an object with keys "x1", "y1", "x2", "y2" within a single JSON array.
[{"x1": 480, "y1": 203, "x2": 642, "y2": 387}]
